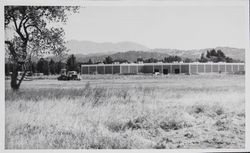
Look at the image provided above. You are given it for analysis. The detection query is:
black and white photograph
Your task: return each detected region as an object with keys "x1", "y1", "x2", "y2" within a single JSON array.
[{"x1": 1, "y1": 0, "x2": 249, "y2": 151}]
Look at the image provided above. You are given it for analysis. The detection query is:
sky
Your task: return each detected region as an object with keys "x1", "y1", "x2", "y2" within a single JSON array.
[
  {"x1": 63, "y1": 4, "x2": 246, "y2": 50},
  {"x1": 63, "y1": 4, "x2": 247, "y2": 50},
  {"x1": 4, "y1": 4, "x2": 247, "y2": 50}
]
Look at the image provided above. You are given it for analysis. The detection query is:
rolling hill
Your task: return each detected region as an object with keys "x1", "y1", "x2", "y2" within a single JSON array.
[
  {"x1": 66, "y1": 40, "x2": 149, "y2": 55},
  {"x1": 75, "y1": 51, "x2": 170, "y2": 63},
  {"x1": 6, "y1": 41, "x2": 244, "y2": 63},
  {"x1": 44, "y1": 46, "x2": 244, "y2": 64},
  {"x1": 63, "y1": 40, "x2": 245, "y2": 63},
  {"x1": 151, "y1": 47, "x2": 245, "y2": 61}
]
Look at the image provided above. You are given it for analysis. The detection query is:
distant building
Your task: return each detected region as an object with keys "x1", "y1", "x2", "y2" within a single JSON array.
[{"x1": 81, "y1": 62, "x2": 245, "y2": 75}]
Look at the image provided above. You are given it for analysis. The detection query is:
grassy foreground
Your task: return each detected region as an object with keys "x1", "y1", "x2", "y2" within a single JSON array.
[{"x1": 5, "y1": 74, "x2": 245, "y2": 149}]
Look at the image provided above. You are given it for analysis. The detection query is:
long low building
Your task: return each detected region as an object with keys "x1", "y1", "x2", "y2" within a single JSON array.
[{"x1": 81, "y1": 63, "x2": 245, "y2": 75}]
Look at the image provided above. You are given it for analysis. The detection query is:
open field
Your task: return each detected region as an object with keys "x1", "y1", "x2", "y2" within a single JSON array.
[{"x1": 5, "y1": 74, "x2": 245, "y2": 149}]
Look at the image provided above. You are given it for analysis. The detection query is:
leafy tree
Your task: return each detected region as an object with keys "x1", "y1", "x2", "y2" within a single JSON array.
[
  {"x1": 36, "y1": 58, "x2": 44, "y2": 73},
  {"x1": 201, "y1": 49, "x2": 236, "y2": 63},
  {"x1": 55, "y1": 61, "x2": 64, "y2": 74},
  {"x1": 36, "y1": 58, "x2": 49, "y2": 75},
  {"x1": 164, "y1": 57, "x2": 170, "y2": 63},
  {"x1": 225, "y1": 57, "x2": 233, "y2": 63},
  {"x1": 103, "y1": 56, "x2": 113, "y2": 64},
  {"x1": 114, "y1": 59, "x2": 128, "y2": 64},
  {"x1": 66, "y1": 54, "x2": 78, "y2": 71},
  {"x1": 137, "y1": 57, "x2": 143, "y2": 62},
  {"x1": 49, "y1": 59, "x2": 56, "y2": 75},
  {"x1": 30, "y1": 62, "x2": 37, "y2": 73},
  {"x1": 144, "y1": 58, "x2": 158, "y2": 63},
  {"x1": 43, "y1": 61, "x2": 50, "y2": 75},
  {"x1": 174, "y1": 56, "x2": 182, "y2": 62},
  {"x1": 87, "y1": 59, "x2": 93, "y2": 64},
  {"x1": 210, "y1": 49, "x2": 217, "y2": 57},
  {"x1": 5, "y1": 6, "x2": 79, "y2": 90},
  {"x1": 206, "y1": 50, "x2": 211, "y2": 58},
  {"x1": 217, "y1": 50, "x2": 225, "y2": 58},
  {"x1": 217, "y1": 56, "x2": 226, "y2": 62},
  {"x1": 163, "y1": 56, "x2": 182, "y2": 63},
  {"x1": 199, "y1": 53, "x2": 208, "y2": 63},
  {"x1": 183, "y1": 58, "x2": 193, "y2": 63}
]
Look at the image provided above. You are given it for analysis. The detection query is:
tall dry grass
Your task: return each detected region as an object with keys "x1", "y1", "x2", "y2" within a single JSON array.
[{"x1": 5, "y1": 74, "x2": 245, "y2": 149}]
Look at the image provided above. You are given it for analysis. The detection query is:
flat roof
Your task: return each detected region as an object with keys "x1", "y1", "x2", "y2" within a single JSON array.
[{"x1": 81, "y1": 62, "x2": 245, "y2": 67}]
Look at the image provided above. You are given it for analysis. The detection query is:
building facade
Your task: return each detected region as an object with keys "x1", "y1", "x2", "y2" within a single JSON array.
[{"x1": 81, "y1": 63, "x2": 245, "y2": 75}]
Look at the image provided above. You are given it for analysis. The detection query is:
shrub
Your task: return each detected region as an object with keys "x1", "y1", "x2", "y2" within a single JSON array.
[
  {"x1": 193, "y1": 104, "x2": 206, "y2": 114},
  {"x1": 106, "y1": 121, "x2": 125, "y2": 132}
]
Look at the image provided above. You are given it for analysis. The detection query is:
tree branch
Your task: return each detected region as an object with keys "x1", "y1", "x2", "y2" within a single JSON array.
[
  {"x1": 5, "y1": 40, "x2": 12, "y2": 46},
  {"x1": 23, "y1": 25, "x2": 29, "y2": 40},
  {"x1": 23, "y1": 16, "x2": 30, "y2": 26},
  {"x1": 12, "y1": 15, "x2": 19, "y2": 31},
  {"x1": 25, "y1": 24, "x2": 42, "y2": 33},
  {"x1": 12, "y1": 16, "x2": 26, "y2": 40},
  {"x1": 18, "y1": 15, "x2": 28, "y2": 31}
]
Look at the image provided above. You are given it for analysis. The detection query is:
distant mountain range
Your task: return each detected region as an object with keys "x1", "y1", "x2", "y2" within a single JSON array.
[
  {"x1": 66, "y1": 40, "x2": 149, "y2": 55},
  {"x1": 46, "y1": 48, "x2": 244, "y2": 64},
  {"x1": 62, "y1": 40, "x2": 245, "y2": 63},
  {"x1": 5, "y1": 40, "x2": 245, "y2": 63},
  {"x1": 150, "y1": 47, "x2": 245, "y2": 61},
  {"x1": 75, "y1": 51, "x2": 170, "y2": 63}
]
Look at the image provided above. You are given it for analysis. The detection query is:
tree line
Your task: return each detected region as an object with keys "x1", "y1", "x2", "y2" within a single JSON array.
[
  {"x1": 83, "y1": 49, "x2": 240, "y2": 65},
  {"x1": 5, "y1": 54, "x2": 80, "y2": 76},
  {"x1": 5, "y1": 54, "x2": 187, "y2": 75},
  {"x1": 199, "y1": 49, "x2": 241, "y2": 63},
  {"x1": 84, "y1": 55, "x2": 192, "y2": 65}
]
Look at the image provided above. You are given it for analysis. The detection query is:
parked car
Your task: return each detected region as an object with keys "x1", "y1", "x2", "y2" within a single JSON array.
[{"x1": 57, "y1": 69, "x2": 81, "y2": 81}]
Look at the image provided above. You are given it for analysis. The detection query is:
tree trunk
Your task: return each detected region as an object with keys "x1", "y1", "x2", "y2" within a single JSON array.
[
  {"x1": 11, "y1": 64, "x2": 20, "y2": 90},
  {"x1": 6, "y1": 39, "x2": 29, "y2": 91},
  {"x1": 10, "y1": 63, "x2": 28, "y2": 91}
]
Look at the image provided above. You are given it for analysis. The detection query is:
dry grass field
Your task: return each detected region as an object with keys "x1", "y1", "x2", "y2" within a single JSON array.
[{"x1": 5, "y1": 74, "x2": 245, "y2": 149}]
